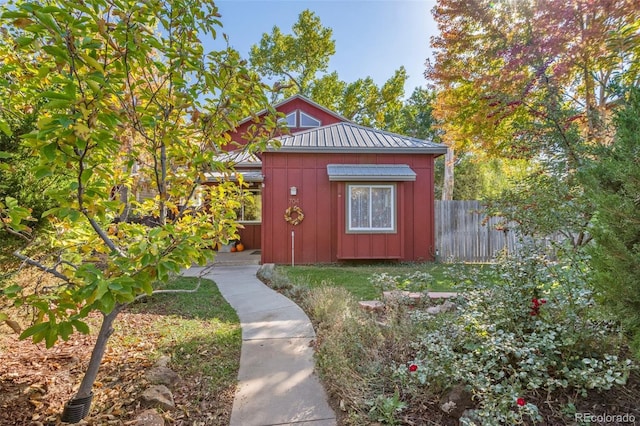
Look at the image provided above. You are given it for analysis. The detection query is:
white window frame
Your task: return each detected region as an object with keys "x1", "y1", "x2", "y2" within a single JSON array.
[
  {"x1": 299, "y1": 111, "x2": 321, "y2": 128},
  {"x1": 346, "y1": 184, "x2": 396, "y2": 233}
]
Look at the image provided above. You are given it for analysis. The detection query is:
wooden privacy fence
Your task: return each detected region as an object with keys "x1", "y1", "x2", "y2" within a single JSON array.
[{"x1": 435, "y1": 200, "x2": 518, "y2": 263}]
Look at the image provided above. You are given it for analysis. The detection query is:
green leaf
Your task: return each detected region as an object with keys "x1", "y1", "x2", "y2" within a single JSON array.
[
  {"x1": 42, "y1": 44, "x2": 68, "y2": 61},
  {"x1": 80, "y1": 168, "x2": 93, "y2": 185},
  {"x1": 0, "y1": 119, "x2": 12, "y2": 137},
  {"x1": 41, "y1": 207, "x2": 60, "y2": 217},
  {"x1": 59, "y1": 322, "x2": 73, "y2": 341},
  {"x1": 0, "y1": 313, "x2": 8, "y2": 322},
  {"x1": 42, "y1": 142, "x2": 57, "y2": 161},
  {"x1": 19, "y1": 322, "x2": 49, "y2": 340},
  {"x1": 34, "y1": 166, "x2": 53, "y2": 179},
  {"x1": 34, "y1": 10, "x2": 61, "y2": 33},
  {"x1": 100, "y1": 291, "x2": 115, "y2": 313},
  {"x1": 0, "y1": 151, "x2": 12, "y2": 159},
  {"x1": 72, "y1": 319, "x2": 90, "y2": 334},
  {"x1": 44, "y1": 99, "x2": 72, "y2": 110},
  {"x1": 45, "y1": 325, "x2": 58, "y2": 348},
  {"x1": 41, "y1": 91, "x2": 74, "y2": 100},
  {"x1": 2, "y1": 284, "x2": 23, "y2": 297}
]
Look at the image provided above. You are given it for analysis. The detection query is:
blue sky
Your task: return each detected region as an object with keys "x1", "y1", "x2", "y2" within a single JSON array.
[{"x1": 212, "y1": 0, "x2": 439, "y2": 97}]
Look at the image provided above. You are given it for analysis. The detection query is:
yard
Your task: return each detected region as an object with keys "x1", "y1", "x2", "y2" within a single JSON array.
[
  {"x1": 0, "y1": 271, "x2": 241, "y2": 425},
  {"x1": 277, "y1": 262, "x2": 480, "y2": 300},
  {"x1": 271, "y1": 257, "x2": 640, "y2": 425}
]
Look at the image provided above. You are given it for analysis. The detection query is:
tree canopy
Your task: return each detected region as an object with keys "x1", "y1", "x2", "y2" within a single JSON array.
[
  {"x1": 0, "y1": 0, "x2": 276, "y2": 413},
  {"x1": 249, "y1": 9, "x2": 411, "y2": 132},
  {"x1": 250, "y1": 9, "x2": 335, "y2": 97}
]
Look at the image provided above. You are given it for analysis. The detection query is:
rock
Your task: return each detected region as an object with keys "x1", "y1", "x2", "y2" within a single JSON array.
[
  {"x1": 256, "y1": 263, "x2": 275, "y2": 283},
  {"x1": 426, "y1": 301, "x2": 457, "y2": 315},
  {"x1": 382, "y1": 290, "x2": 423, "y2": 303},
  {"x1": 154, "y1": 356, "x2": 171, "y2": 368},
  {"x1": 358, "y1": 301, "x2": 385, "y2": 312},
  {"x1": 440, "y1": 385, "x2": 474, "y2": 418},
  {"x1": 135, "y1": 409, "x2": 165, "y2": 426},
  {"x1": 428, "y1": 291, "x2": 458, "y2": 299},
  {"x1": 141, "y1": 385, "x2": 175, "y2": 411},
  {"x1": 145, "y1": 366, "x2": 179, "y2": 387}
]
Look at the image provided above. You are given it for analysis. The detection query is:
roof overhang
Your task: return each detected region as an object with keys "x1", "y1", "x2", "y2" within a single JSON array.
[
  {"x1": 205, "y1": 171, "x2": 264, "y2": 183},
  {"x1": 327, "y1": 164, "x2": 416, "y2": 182}
]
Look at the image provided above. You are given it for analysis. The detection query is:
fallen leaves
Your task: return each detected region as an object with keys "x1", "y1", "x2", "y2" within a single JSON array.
[{"x1": 0, "y1": 309, "x2": 236, "y2": 425}]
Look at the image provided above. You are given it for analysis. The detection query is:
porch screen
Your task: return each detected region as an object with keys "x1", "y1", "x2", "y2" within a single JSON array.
[{"x1": 348, "y1": 184, "x2": 395, "y2": 232}]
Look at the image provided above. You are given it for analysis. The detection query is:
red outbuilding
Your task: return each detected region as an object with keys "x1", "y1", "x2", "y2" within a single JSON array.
[{"x1": 221, "y1": 95, "x2": 447, "y2": 265}]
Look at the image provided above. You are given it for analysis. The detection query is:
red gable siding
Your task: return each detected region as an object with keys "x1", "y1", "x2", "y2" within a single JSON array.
[{"x1": 228, "y1": 96, "x2": 345, "y2": 147}]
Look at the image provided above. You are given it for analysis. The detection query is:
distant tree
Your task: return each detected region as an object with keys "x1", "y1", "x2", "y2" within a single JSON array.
[
  {"x1": 397, "y1": 87, "x2": 439, "y2": 140},
  {"x1": 584, "y1": 86, "x2": 640, "y2": 356},
  {"x1": 249, "y1": 9, "x2": 335, "y2": 97},
  {"x1": 250, "y1": 9, "x2": 409, "y2": 131},
  {"x1": 311, "y1": 67, "x2": 408, "y2": 131},
  {"x1": 427, "y1": 0, "x2": 639, "y2": 234},
  {"x1": 0, "y1": 0, "x2": 276, "y2": 419}
]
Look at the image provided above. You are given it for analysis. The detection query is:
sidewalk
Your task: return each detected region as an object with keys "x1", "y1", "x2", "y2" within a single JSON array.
[{"x1": 183, "y1": 264, "x2": 336, "y2": 426}]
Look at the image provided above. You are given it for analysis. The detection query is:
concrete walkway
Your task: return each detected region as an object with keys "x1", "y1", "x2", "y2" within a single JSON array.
[{"x1": 183, "y1": 264, "x2": 336, "y2": 426}]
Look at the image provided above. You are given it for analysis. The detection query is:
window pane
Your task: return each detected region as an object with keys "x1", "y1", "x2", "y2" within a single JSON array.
[
  {"x1": 371, "y1": 187, "x2": 392, "y2": 228},
  {"x1": 300, "y1": 112, "x2": 321, "y2": 127},
  {"x1": 350, "y1": 186, "x2": 370, "y2": 228},
  {"x1": 243, "y1": 191, "x2": 261, "y2": 221},
  {"x1": 237, "y1": 190, "x2": 261, "y2": 221},
  {"x1": 277, "y1": 112, "x2": 296, "y2": 127}
]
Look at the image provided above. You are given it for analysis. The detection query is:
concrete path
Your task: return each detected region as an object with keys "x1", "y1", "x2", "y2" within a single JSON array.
[{"x1": 183, "y1": 264, "x2": 336, "y2": 426}]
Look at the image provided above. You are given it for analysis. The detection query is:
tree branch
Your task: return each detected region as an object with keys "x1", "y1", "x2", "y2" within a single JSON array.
[
  {"x1": 133, "y1": 277, "x2": 204, "y2": 302},
  {"x1": 13, "y1": 251, "x2": 71, "y2": 283}
]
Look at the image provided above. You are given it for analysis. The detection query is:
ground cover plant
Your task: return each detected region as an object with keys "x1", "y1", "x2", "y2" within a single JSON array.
[
  {"x1": 0, "y1": 274, "x2": 240, "y2": 425},
  {"x1": 273, "y1": 249, "x2": 640, "y2": 425}
]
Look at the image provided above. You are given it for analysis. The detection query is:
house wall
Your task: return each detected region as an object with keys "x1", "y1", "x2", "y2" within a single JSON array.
[
  {"x1": 228, "y1": 97, "x2": 345, "y2": 146},
  {"x1": 261, "y1": 152, "x2": 437, "y2": 264},
  {"x1": 237, "y1": 224, "x2": 261, "y2": 250}
]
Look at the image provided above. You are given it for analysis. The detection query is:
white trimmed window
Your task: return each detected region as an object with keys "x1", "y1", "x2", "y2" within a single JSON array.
[
  {"x1": 347, "y1": 184, "x2": 395, "y2": 232},
  {"x1": 300, "y1": 111, "x2": 321, "y2": 127},
  {"x1": 236, "y1": 189, "x2": 262, "y2": 222},
  {"x1": 278, "y1": 112, "x2": 297, "y2": 127}
]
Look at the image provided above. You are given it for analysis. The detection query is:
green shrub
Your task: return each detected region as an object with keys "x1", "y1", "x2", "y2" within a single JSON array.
[
  {"x1": 405, "y1": 245, "x2": 635, "y2": 424},
  {"x1": 583, "y1": 86, "x2": 640, "y2": 358}
]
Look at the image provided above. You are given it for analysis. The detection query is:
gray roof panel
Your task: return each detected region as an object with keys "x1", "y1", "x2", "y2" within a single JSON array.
[
  {"x1": 327, "y1": 164, "x2": 417, "y2": 181},
  {"x1": 269, "y1": 122, "x2": 448, "y2": 154}
]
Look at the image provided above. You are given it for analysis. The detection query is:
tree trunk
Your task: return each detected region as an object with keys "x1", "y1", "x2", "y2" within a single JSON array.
[
  {"x1": 442, "y1": 146, "x2": 455, "y2": 201},
  {"x1": 74, "y1": 305, "x2": 123, "y2": 399}
]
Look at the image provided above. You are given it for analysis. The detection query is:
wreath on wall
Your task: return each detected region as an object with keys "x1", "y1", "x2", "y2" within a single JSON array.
[{"x1": 284, "y1": 205, "x2": 305, "y2": 226}]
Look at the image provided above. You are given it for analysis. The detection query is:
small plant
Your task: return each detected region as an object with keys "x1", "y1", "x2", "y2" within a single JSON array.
[
  {"x1": 366, "y1": 390, "x2": 407, "y2": 425},
  {"x1": 371, "y1": 271, "x2": 432, "y2": 294}
]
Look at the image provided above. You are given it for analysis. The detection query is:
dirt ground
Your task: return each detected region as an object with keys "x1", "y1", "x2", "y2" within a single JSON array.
[{"x1": 0, "y1": 311, "x2": 234, "y2": 426}]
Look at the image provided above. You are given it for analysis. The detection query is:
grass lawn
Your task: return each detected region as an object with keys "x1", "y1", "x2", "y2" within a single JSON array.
[
  {"x1": 128, "y1": 276, "x2": 241, "y2": 396},
  {"x1": 277, "y1": 262, "x2": 484, "y2": 300}
]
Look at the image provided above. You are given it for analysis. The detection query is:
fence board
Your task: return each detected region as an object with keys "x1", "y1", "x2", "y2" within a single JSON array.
[{"x1": 435, "y1": 200, "x2": 518, "y2": 263}]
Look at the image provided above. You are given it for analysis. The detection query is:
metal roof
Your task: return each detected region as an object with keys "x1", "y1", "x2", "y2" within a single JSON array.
[
  {"x1": 269, "y1": 122, "x2": 448, "y2": 154},
  {"x1": 213, "y1": 150, "x2": 262, "y2": 168},
  {"x1": 327, "y1": 164, "x2": 417, "y2": 181},
  {"x1": 205, "y1": 171, "x2": 264, "y2": 183}
]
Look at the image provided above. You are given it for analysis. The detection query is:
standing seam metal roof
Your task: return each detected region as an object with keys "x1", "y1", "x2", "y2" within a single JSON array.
[{"x1": 269, "y1": 122, "x2": 447, "y2": 154}]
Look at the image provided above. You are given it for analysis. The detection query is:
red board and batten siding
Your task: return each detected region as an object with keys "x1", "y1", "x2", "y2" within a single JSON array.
[{"x1": 261, "y1": 152, "x2": 437, "y2": 264}]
